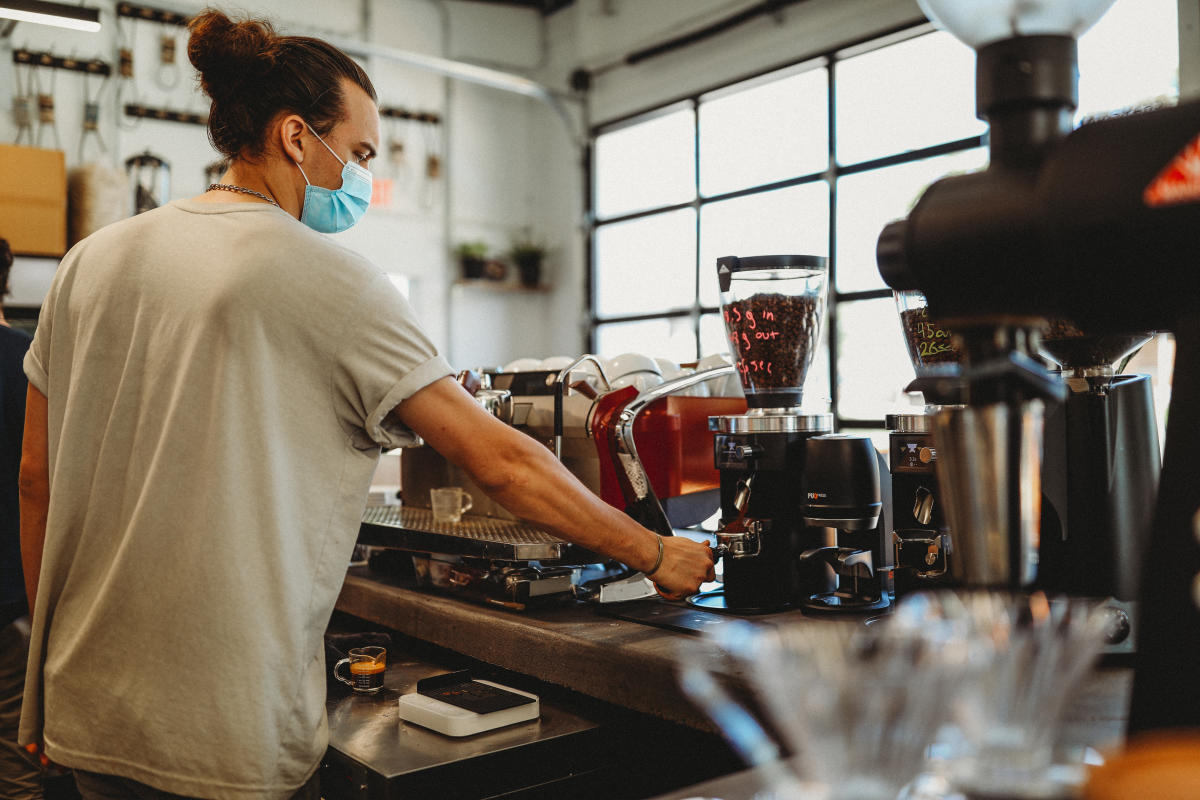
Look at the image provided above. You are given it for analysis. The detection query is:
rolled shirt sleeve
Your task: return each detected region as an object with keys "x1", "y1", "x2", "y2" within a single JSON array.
[{"x1": 331, "y1": 272, "x2": 454, "y2": 450}]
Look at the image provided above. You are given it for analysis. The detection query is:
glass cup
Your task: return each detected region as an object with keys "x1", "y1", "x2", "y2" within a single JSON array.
[
  {"x1": 430, "y1": 487, "x2": 473, "y2": 524},
  {"x1": 334, "y1": 646, "x2": 386, "y2": 694}
]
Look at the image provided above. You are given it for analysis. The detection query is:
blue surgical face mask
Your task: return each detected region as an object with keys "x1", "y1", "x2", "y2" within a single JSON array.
[{"x1": 295, "y1": 123, "x2": 372, "y2": 234}]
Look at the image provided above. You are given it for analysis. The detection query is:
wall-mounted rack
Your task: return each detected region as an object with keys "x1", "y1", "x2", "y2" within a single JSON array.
[
  {"x1": 381, "y1": 107, "x2": 441, "y2": 125},
  {"x1": 124, "y1": 104, "x2": 207, "y2": 125},
  {"x1": 116, "y1": 2, "x2": 190, "y2": 26},
  {"x1": 13, "y1": 49, "x2": 112, "y2": 77}
]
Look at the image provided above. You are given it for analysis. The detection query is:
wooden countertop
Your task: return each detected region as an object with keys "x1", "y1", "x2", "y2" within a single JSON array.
[
  {"x1": 334, "y1": 567, "x2": 1133, "y2": 750},
  {"x1": 336, "y1": 567, "x2": 731, "y2": 730}
]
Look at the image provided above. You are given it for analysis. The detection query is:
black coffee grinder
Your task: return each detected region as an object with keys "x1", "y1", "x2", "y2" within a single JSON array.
[
  {"x1": 690, "y1": 255, "x2": 833, "y2": 614},
  {"x1": 1037, "y1": 326, "x2": 1161, "y2": 653},
  {"x1": 877, "y1": 0, "x2": 1200, "y2": 731},
  {"x1": 887, "y1": 289, "x2": 960, "y2": 596},
  {"x1": 798, "y1": 433, "x2": 893, "y2": 614},
  {"x1": 886, "y1": 412, "x2": 952, "y2": 596}
]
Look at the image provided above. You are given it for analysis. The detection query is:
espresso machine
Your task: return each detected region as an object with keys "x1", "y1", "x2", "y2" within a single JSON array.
[
  {"x1": 798, "y1": 434, "x2": 893, "y2": 614},
  {"x1": 877, "y1": 0, "x2": 1200, "y2": 731},
  {"x1": 690, "y1": 255, "x2": 834, "y2": 614}
]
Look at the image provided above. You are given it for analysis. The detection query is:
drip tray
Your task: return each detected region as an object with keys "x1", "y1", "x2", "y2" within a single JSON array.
[
  {"x1": 597, "y1": 598, "x2": 734, "y2": 635},
  {"x1": 360, "y1": 505, "x2": 572, "y2": 562}
]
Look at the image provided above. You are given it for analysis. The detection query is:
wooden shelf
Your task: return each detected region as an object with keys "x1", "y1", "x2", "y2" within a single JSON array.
[{"x1": 452, "y1": 279, "x2": 550, "y2": 293}]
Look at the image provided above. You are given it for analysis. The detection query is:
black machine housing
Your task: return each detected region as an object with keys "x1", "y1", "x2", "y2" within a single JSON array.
[{"x1": 876, "y1": 33, "x2": 1200, "y2": 731}]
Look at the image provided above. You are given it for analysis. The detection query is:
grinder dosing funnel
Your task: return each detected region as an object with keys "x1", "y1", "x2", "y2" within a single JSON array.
[
  {"x1": 1039, "y1": 320, "x2": 1153, "y2": 385},
  {"x1": 717, "y1": 255, "x2": 828, "y2": 409}
]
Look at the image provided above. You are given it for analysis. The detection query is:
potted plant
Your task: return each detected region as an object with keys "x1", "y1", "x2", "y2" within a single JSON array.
[
  {"x1": 508, "y1": 237, "x2": 547, "y2": 289},
  {"x1": 454, "y1": 241, "x2": 489, "y2": 280}
]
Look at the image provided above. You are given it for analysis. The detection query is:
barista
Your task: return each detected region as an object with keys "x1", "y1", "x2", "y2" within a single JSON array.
[{"x1": 17, "y1": 10, "x2": 715, "y2": 799}]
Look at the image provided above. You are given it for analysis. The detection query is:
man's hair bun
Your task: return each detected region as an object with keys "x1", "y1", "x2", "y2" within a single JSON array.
[
  {"x1": 184, "y1": 8, "x2": 376, "y2": 160},
  {"x1": 188, "y1": 10, "x2": 276, "y2": 102}
]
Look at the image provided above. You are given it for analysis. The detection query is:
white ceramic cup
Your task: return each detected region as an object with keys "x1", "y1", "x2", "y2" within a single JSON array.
[
  {"x1": 501, "y1": 357, "x2": 542, "y2": 373},
  {"x1": 539, "y1": 355, "x2": 576, "y2": 371},
  {"x1": 610, "y1": 371, "x2": 665, "y2": 394},
  {"x1": 605, "y1": 352, "x2": 662, "y2": 381},
  {"x1": 430, "y1": 487, "x2": 473, "y2": 524}
]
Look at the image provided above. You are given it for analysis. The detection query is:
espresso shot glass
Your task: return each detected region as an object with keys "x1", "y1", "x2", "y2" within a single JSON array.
[{"x1": 334, "y1": 646, "x2": 387, "y2": 693}]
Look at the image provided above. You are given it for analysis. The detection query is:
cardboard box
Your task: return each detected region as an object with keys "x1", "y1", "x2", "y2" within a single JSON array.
[{"x1": 0, "y1": 145, "x2": 68, "y2": 257}]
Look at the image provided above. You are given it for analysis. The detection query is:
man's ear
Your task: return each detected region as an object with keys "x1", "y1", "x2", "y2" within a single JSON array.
[{"x1": 278, "y1": 114, "x2": 307, "y2": 164}]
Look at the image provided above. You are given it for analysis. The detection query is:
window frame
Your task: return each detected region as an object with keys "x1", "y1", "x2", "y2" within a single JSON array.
[{"x1": 585, "y1": 8, "x2": 1175, "y2": 429}]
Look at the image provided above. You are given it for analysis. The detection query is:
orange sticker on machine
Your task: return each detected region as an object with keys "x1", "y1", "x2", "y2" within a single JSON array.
[{"x1": 1144, "y1": 133, "x2": 1200, "y2": 207}]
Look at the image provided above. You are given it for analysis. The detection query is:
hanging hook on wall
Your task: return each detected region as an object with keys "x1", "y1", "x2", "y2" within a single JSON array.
[
  {"x1": 79, "y1": 69, "x2": 109, "y2": 161},
  {"x1": 33, "y1": 56, "x2": 60, "y2": 150},
  {"x1": 419, "y1": 117, "x2": 443, "y2": 211},
  {"x1": 12, "y1": 55, "x2": 35, "y2": 146},
  {"x1": 386, "y1": 115, "x2": 412, "y2": 187},
  {"x1": 115, "y1": 13, "x2": 140, "y2": 131},
  {"x1": 154, "y1": 21, "x2": 180, "y2": 90}
]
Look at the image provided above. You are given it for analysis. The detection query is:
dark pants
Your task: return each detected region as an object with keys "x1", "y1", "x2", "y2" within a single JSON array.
[
  {"x1": 0, "y1": 617, "x2": 44, "y2": 800},
  {"x1": 74, "y1": 768, "x2": 320, "y2": 800}
]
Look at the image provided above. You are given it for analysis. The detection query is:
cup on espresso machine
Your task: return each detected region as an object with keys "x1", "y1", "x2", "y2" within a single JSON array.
[{"x1": 691, "y1": 255, "x2": 833, "y2": 614}]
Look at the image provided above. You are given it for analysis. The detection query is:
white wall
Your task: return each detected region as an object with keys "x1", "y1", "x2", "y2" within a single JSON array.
[
  {"x1": 9, "y1": 0, "x2": 1196, "y2": 368},
  {"x1": 0, "y1": 0, "x2": 568, "y2": 369}
]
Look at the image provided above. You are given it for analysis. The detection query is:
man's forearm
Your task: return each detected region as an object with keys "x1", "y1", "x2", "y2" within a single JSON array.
[
  {"x1": 19, "y1": 385, "x2": 50, "y2": 614},
  {"x1": 396, "y1": 377, "x2": 715, "y2": 594},
  {"x1": 468, "y1": 426, "x2": 660, "y2": 572}
]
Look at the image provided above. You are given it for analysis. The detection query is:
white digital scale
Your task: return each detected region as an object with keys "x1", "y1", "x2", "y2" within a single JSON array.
[{"x1": 397, "y1": 672, "x2": 540, "y2": 737}]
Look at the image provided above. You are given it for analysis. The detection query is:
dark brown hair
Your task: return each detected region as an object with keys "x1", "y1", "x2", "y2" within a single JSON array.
[{"x1": 187, "y1": 9, "x2": 377, "y2": 161}]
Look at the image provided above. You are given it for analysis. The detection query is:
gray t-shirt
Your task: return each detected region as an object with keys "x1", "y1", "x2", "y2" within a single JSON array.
[{"x1": 20, "y1": 199, "x2": 452, "y2": 798}]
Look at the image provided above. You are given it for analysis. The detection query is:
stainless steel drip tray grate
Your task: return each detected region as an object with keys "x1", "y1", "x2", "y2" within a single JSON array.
[{"x1": 359, "y1": 505, "x2": 572, "y2": 561}]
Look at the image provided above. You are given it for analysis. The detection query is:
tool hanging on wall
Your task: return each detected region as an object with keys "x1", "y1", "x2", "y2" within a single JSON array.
[
  {"x1": 420, "y1": 117, "x2": 443, "y2": 211},
  {"x1": 78, "y1": 70, "x2": 109, "y2": 161},
  {"x1": 33, "y1": 59, "x2": 59, "y2": 150},
  {"x1": 386, "y1": 116, "x2": 411, "y2": 187},
  {"x1": 11, "y1": 56, "x2": 35, "y2": 146},
  {"x1": 125, "y1": 151, "x2": 170, "y2": 215},
  {"x1": 116, "y1": 11, "x2": 140, "y2": 131},
  {"x1": 155, "y1": 22, "x2": 180, "y2": 90}
]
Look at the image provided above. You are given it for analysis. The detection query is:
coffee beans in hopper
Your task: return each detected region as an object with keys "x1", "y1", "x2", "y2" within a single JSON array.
[
  {"x1": 723, "y1": 293, "x2": 821, "y2": 392},
  {"x1": 900, "y1": 307, "x2": 960, "y2": 368}
]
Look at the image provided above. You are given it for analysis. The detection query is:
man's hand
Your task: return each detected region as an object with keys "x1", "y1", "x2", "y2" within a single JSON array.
[{"x1": 652, "y1": 536, "x2": 716, "y2": 599}]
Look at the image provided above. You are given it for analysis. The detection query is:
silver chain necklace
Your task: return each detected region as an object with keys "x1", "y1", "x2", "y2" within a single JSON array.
[{"x1": 208, "y1": 183, "x2": 280, "y2": 208}]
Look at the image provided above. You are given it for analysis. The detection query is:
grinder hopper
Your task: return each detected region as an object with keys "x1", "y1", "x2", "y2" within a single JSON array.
[{"x1": 717, "y1": 255, "x2": 829, "y2": 409}]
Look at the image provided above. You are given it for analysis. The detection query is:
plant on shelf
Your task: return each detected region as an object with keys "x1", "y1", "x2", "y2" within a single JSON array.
[
  {"x1": 454, "y1": 240, "x2": 489, "y2": 280},
  {"x1": 508, "y1": 236, "x2": 547, "y2": 288}
]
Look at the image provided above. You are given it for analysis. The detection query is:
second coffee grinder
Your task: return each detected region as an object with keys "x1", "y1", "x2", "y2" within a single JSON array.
[{"x1": 690, "y1": 254, "x2": 834, "y2": 613}]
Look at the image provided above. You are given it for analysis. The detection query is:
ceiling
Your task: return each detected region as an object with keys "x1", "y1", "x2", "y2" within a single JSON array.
[{"x1": 460, "y1": 0, "x2": 577, "y2": 16}]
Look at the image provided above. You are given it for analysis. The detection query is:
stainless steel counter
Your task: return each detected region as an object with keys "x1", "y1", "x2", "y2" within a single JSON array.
[{"x1": 320, "y1": 652, "x2": 603, "y2": 799}]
